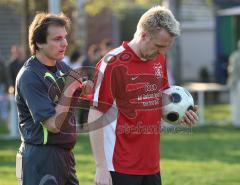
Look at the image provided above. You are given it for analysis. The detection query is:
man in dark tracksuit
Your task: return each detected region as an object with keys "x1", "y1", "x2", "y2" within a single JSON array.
[{"x1": 15, "y1": 12, "x2": 92, "y2": 185}]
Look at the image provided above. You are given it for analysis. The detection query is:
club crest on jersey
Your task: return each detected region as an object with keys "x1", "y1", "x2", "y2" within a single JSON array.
[{"x1": 153, "y1": 64, "x2": 163, "y2": 79}]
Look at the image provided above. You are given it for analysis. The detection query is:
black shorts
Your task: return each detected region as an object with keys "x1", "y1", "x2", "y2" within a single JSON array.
[
  {"x1": 16, "y1": 143, "x2": 79, "y2": 185},
  {"x1": 110, "y1": 171, "x2": 162, "y2": 185}
]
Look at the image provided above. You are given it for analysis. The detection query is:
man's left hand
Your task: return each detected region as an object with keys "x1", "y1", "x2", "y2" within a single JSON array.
[{"x1": 180, "y1": 105, "x2": 198, "y2": 126}]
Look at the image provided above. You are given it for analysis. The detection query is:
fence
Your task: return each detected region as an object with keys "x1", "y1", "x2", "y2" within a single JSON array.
[{"x1": 0, "y1": 93, "x2": 18, "y2": 139}]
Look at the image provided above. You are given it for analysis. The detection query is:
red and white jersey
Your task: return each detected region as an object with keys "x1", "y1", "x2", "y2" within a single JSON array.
[{"x1": 93, "y1": 41, "x2": 169, "y2": 175}]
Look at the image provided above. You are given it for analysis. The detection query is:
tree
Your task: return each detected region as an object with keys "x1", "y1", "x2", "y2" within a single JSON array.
[{"x1": 84, "y1": 0, "x2": 162, "y2": 16}]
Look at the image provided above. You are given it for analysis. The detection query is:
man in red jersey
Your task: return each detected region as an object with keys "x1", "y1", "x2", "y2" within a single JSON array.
[{"x1": 88, "y1": 6, "x2": 198, "y2": 185}]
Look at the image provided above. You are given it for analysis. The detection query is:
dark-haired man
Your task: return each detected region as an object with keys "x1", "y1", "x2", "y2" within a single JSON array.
[{"x1": 15, "y1": 12, "x2": 92, "y2": 185}]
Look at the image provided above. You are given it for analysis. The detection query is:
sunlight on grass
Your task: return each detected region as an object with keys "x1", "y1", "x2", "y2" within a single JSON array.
[
  {"x1": 160, "y1": 125, "x2": 240, "y2": 185},
  {"x1": 161, "y1": 160, "x2": 240, "y2": 185},
  {"x1": 204, "y1": 103, "x2": 231, "y2": 122}
]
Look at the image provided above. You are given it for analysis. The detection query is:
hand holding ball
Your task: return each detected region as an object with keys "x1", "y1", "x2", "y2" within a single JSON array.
[{"x1": 162, "y1": 86, "x2": 194, "y2": 124}]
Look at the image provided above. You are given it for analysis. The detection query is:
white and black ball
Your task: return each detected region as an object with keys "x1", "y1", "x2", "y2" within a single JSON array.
[{"x1": 162, "y1": 86, "x2": 194, "y2": 124}]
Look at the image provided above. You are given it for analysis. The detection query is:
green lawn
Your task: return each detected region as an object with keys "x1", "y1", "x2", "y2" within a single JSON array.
[
  {"x1": 204, "y1": 103, "x2": 231, "y2": 123},
  {"x1": 0, "y1": 104, "x2": 240, "y2": 185},
  {"x1": 0, "y1": 120, "x2": 9, "y2": 135},
  {"x1": 161, "y1": 125, "x2": 240, "y2": 185}
]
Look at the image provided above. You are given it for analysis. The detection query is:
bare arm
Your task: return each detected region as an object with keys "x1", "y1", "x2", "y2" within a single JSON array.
[{"x1": 88, "y1": 108, "x2": 112, "y2": 185}]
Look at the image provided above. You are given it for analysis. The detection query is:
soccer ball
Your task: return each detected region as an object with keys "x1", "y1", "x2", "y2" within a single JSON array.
[{"x1": 162, "y1": 85, "x2": 194, "y2": 124}]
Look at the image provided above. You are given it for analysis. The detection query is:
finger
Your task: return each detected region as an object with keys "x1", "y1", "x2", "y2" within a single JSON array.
[
  {"x1": 189, "y1": 110, "x2": 198, "y2": 122},
  {"x1": 186, "y1": 111, "x2": 195, "y2": 120},
  {"x1": 186, "y1": 111, "x2": 195, "y2": 122},
  {"x1": 187, "y1": 111, "x2": 198, "y2": 124},
  {"x1": 185, "y1": 112, "x2": 196, "y2": 126},
  {"x1": 185, "y1": 118, "x2": 193, "y2": 126},
  {"x1": 183, "y1": 115, "x2": 191, "y2": 125},
  {"x1": 193, "y1": 105, "x2": 198, "y2": 112}
]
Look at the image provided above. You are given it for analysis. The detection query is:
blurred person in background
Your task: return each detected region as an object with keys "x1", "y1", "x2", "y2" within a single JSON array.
[
  {"x1": 7, "y1": 44, "x2": 25, "y2": 92},
  {"x1": 82, "y1": 44, "x2": 102, "y2": 80},
  {"x1": 77, "y1": 45, "x2": 101, "y2": 126},
  {"x1": 68, "y1": 49, "x2": 89, "y2": 126},
  {"x1": 0, "y1": 55, "x2": 8, "y2": 93},
  {"x1": 100, "y1": 38, "x2": 113, "y2": 57},
  {"x1": 0, "y1": 55, "x2": 9, "y2": 123},
  {"x1": 228, "y1": 39, "x2": 240, "y2": 127},
  {"x1": 67, "y1": 49, "x2": 86, "y2": 69}
]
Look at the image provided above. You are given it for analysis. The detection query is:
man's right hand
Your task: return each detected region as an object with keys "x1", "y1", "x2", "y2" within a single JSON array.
[
  {"x1": 63, "y1": 70, "x2": 83, "y2": 97},
  {"x1": 95, "y1": 167, "x2": 112, "y2": 185}
]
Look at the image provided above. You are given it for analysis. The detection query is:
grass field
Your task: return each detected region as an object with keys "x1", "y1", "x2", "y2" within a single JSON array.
[{"x1": 0, "y1": 104, "x2": 240, "y2": 185}]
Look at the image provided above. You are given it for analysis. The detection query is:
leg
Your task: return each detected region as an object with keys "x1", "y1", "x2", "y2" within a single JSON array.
[
  {"x1": 65, "y1": 152, "x2": 79, "y2": 185},
  {"x1": 110, "y1": 171, "x2": 143, "y2": 185},
  {"x1": 20, "y1": 144, "x2": 77, "y2": 185},
  {"x1": 19, "y1": 144, "x2": 60, "y2": 185},
  {"x1": 142, "y1": 172, "x2": 162, "y2": 185}
]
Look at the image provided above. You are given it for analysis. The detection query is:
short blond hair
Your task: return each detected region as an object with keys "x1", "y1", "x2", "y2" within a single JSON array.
[{"x1": 136, "y1": 6, "x2": 180, "y2": 37}]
